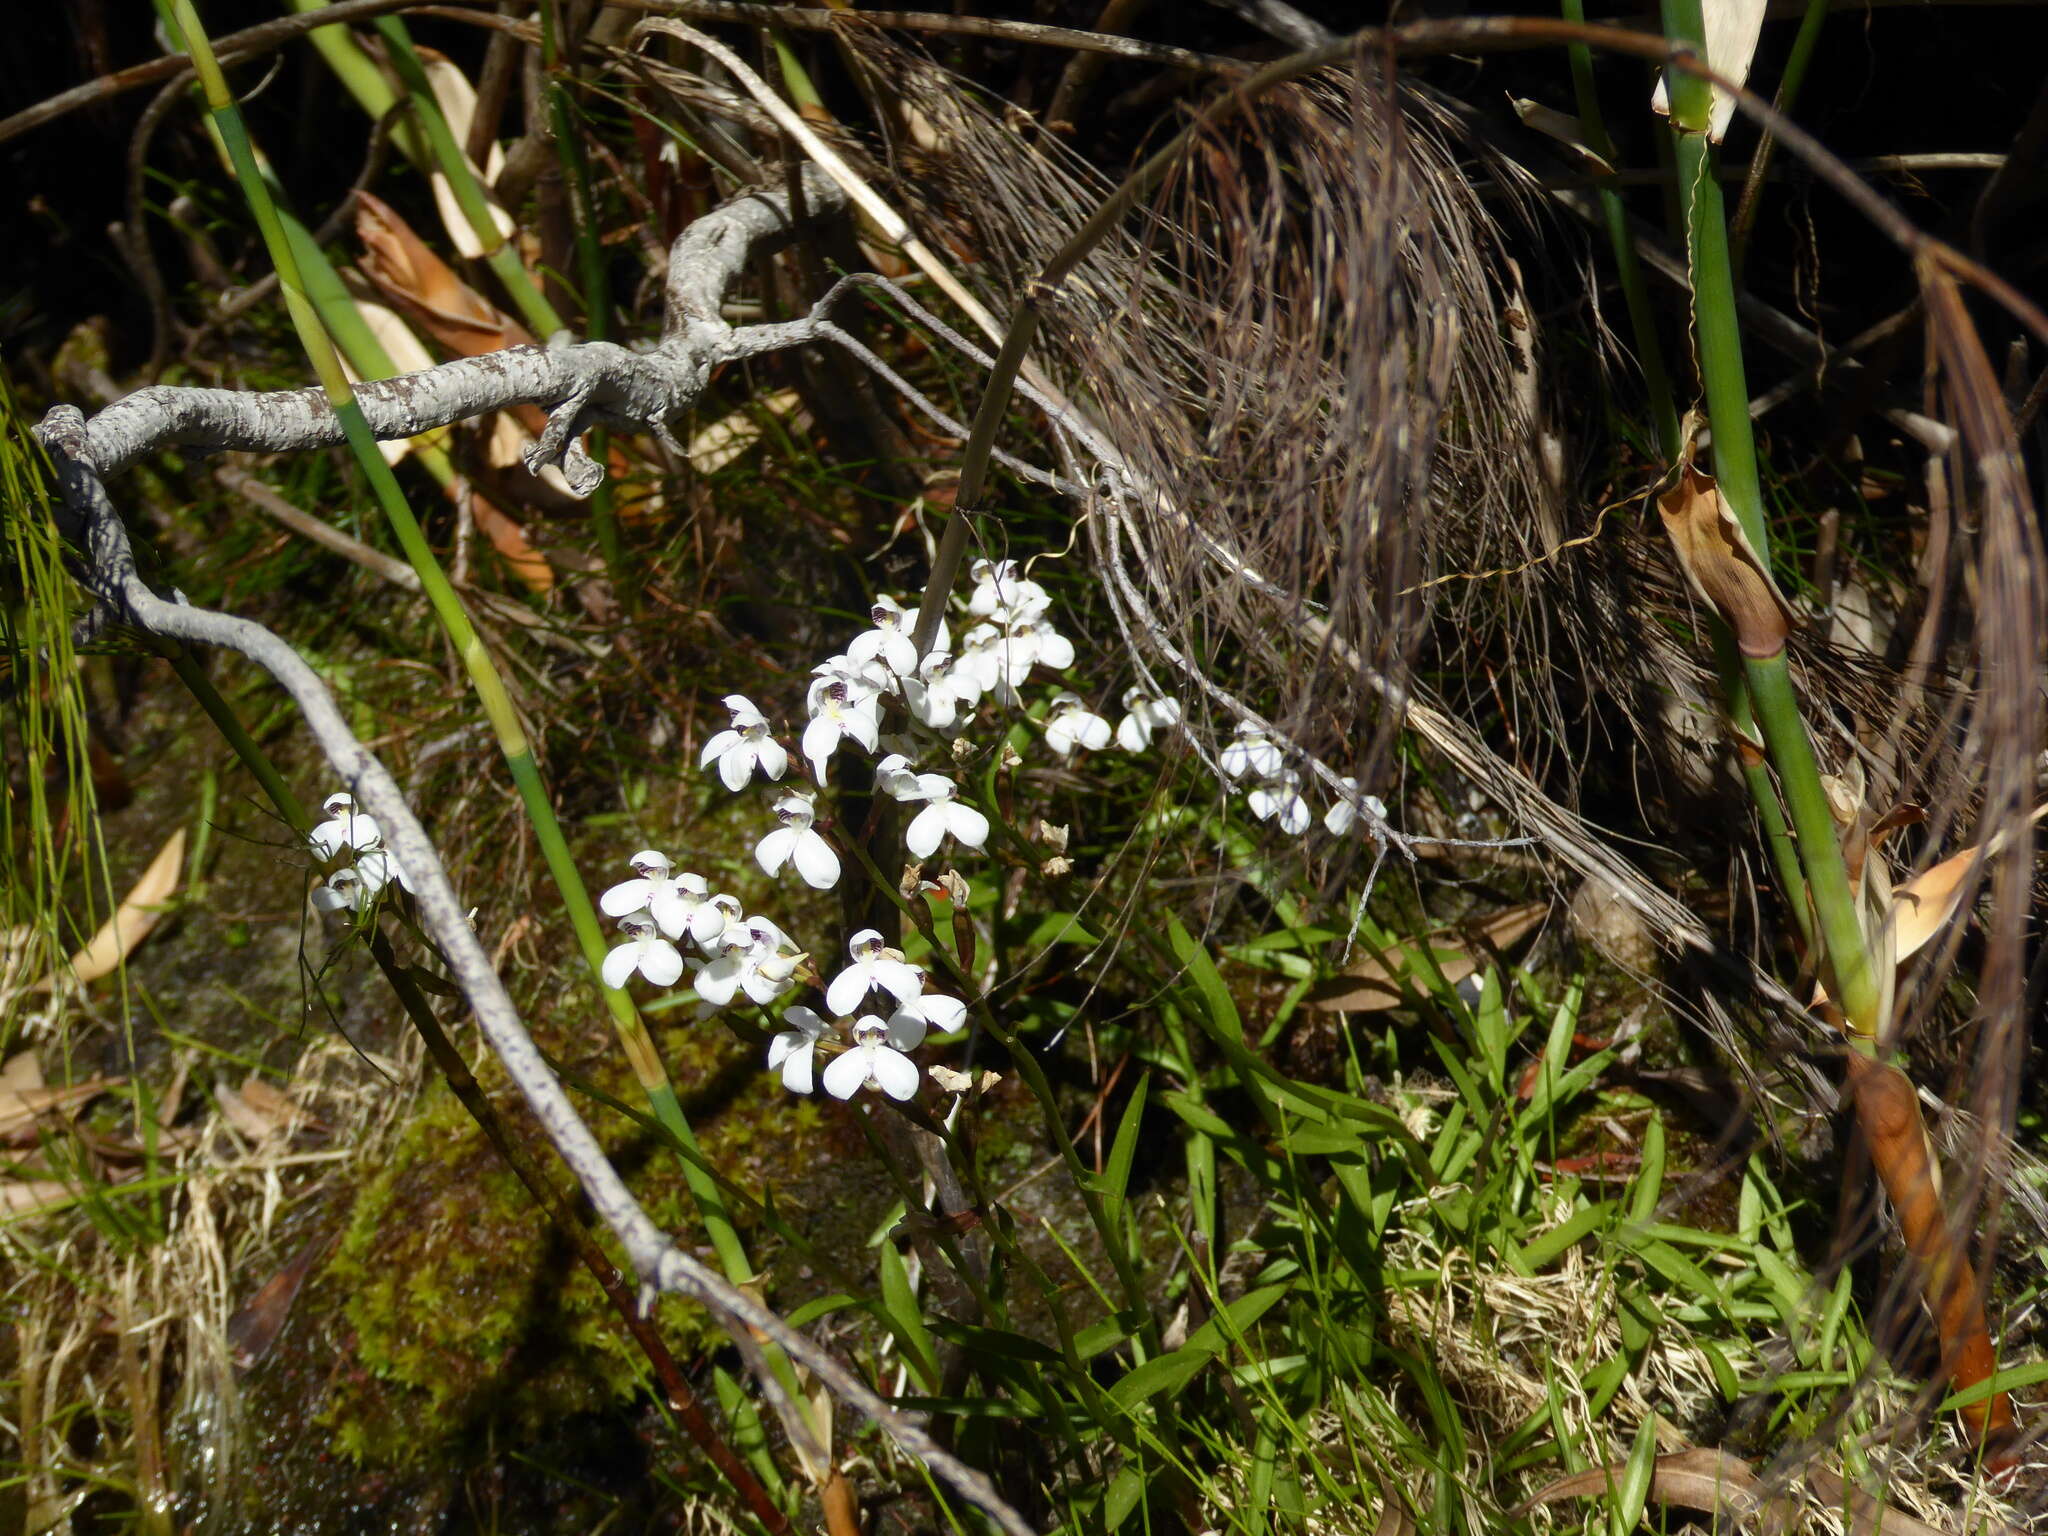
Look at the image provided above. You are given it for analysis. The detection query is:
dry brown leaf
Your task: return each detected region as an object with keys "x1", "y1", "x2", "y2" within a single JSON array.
[
  {"x1": 355, "y1": 191, "x2": 535, "y2": 358},
  {"x1": 1657, "y1": 459, "x2": 1798, "y2": 658},
  {"x1": 2, "y1": 1050, "x2": 41, "y2": 1095},
  {"x1": 1806, "y1": 1468, "x2": 1985, "y2": 1536},
  {"x1": 469, "y1": 489, "x2": 556, "y2": 594},
  {"x1": 0, "y1": 1056, "x2": 120, "y2": 1147},
  {"x1": 215, "y1": 1076, "x2": 303, "y2": 1145},
  {"x1": 415, "y1": 48, "x2": 515, "y2": 260},
  {"x1": 34, "y1": 828, "x2": 185, "y2": 991},
  {"x1": 1369, "y1": 1486, "x2": 1417, "y2": 1536},
  {"x1": 1813, "y1": 803, "x2": 2047, "y2": 1007},
  {"x1": 1510, "y1": 97, "x2": 1614, "y2": 175},
  {"x1": 0, "y1": 1179, "x2": 77, "y2": 1218},
  {"x1": 1517, "y1": 1447, "x2": 1788, "y2": 1527},
  {"x1": 1309, "y1": 902, "x2": 1547, "y2": 1012}
]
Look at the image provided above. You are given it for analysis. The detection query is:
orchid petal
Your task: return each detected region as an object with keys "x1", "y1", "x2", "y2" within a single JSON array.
[
  {"x1": 869, "y1": 1048, "x2": 921, "y2": 1102},
  {"x1": 792, "y1": 832, "x2": 842, "y2": 890},
  {"x1": 821, "y1": 1049, "x2": 868, "y2": 1101}
]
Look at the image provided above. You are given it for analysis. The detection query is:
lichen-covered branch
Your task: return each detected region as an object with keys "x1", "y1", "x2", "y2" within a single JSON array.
[{"x1": 33, "y1": 169, "x2": 1035, "y2": 1536}]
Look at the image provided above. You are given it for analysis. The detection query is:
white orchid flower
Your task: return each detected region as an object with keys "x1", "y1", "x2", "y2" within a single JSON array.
[
  {"x1": 1324, "y1": 778, "x2": 1388, "y2": 837},
  {"x1": 903, "y1": 774, "x2": 990, "y2": 859},
  {"x1": 1247, "y1": 771, "x2": 1312, "y2": 836},
  {"x1": 310, "y1": 792, "x2": 382, "y2": 860},
  {"x1": 846, "y1": 595, "x2": 920, "y2": 677},
  {"x1": 905, "y1": 652, "x2": 974, "y2": 730},
  {"x1": 873, "y1": 754, "x2": 926, "y2": 801},
  {"x1": 311, "y1": 867, "x2": 373, "y2": 915},
  {"x1": 821, "y1": 1015, "x2": 922, "y2": 1101},
  {"x1": 598, "y1": 851, "x2": 702, "y2": 937},
  {"x1": 767, "y1": 1006, "x2": 829, "y2": 1094},
  {"x1": 602, "y1": 913, "x2": 685, "y2": 989},
  {"x1": 354, "y1": 845, "x2": 415, "y2": 895},
  {"x1": 1221, "y1": 723, "x2": 1286, "y2": 781},
  {"x1": 693, "y1": 918, "x2": 800, "y2": 1008},
  {"x1": 892, "y1": 990, "x2": 967, "y2": 1035},
  {"x1": 686, "y1": 891, "x2": 744, "y2": 953},
  {"x1": 826, "y1": 928, "x2": 925, "y2": 1018},
  {"x1": 1115, "y1": 688, "x2": 1182, "y2": 752},
  {"x1": 809, "y1": 653, "x2": 894, "y2": 707},
  {"x1": 999, "y1": 618, "x2": 1074, "y2": 685},
  {"x1": 802, "y1": 677, "x2": 881, "y2": 784},
  {"x1": 700, "y1": 695, "x2": 788, "y2": 791},
  {"x1": 756, "y1": 789, "x2": 841, "y2": 890},
  {"x1": 967, "y1": 558, "x2": 1051, "y2": 624},
  {"x1": 1044, "y1": 693, "x2": 1113, "y2": 757},
  {"x1": 953, "y1": 623, "x2": 1006, "y2": 697}
]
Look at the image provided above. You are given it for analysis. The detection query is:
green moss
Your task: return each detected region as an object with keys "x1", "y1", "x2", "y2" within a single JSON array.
[{"x1": 317, "y1": 1007, "x2": 833, "y2": 1467}]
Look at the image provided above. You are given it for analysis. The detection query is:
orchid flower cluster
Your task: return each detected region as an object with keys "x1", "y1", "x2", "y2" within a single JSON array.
[
  {"x1": 307, "y1": 792, "x2": 415, "y2": 914},
  {"x1": 591, "y1": 557, "x2": 1184, "y2": 1103},
  {"x1": 306, "y1": 552, "x2": 1389, "y2": 1106}
]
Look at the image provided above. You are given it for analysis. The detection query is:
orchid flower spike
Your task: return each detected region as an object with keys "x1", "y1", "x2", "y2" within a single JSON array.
[
  {"x1": 310, "y1": 792, "x2": 382, "y2": 861},
  {"x1": 821, "y1": 1015, "x2": 922, "y2": 1101},
  {"x1": 1220, "y1": 722, "x2": 1286, "y2": 781},
  {"x1": 1044, "y1": 693, "x2": 1113, "y2": 758},
  {"x1": 767, "y1": 1006, "x2": 829, "y2": 1094},
  {"x1": 701, "y1": 695, "x2": 788, "y2": 792},
  {"x1": 846, "y1": 595, "x2": 920, "y2": 677},
  {"x1": 1324, "y1": 777, "x2": 1388, "y2": 837},
  {"x1": 903, "y1": 773, "x2": 990, "y2": 860},
  {"x1": 826, "y1": 928, "x2": 925, "y2": 1018},
  {"x1": 803, "y1": 677, "x2": 881, "y2": 784},
  {"x1": 603, "y1": 913, "x2": 685, "y2": 989},
  {"x1": 756, "y1": 789, "x2": 841, "y2": 890},
  {"x1": 1115, "y1": 688, "x2": 1182, "y2": 752}
]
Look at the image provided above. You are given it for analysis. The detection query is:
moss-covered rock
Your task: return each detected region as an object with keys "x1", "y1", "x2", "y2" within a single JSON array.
[{"x1": 315, "y1": 1003, "x2": 833, "y2": 1468}]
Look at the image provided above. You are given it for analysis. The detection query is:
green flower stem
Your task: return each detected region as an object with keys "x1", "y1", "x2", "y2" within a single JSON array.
[
  {"x1": 1662, "y1": 0, "x2": 1876, "y2": 1037},
  {"x1": 1660, "y1": 0, "x2": 1766, "y2": 557},
  {"x1": 163, "y1": 651, "x2": 307, "y2": 831},
  {"x1": 1560, "y1": 0, "x2": 1679, "y2": 460},
  {"x1": 1712, "y1": 627, "x2": 1811, "y2": 950},
  {"x1": 1742, "y1": 652, "x2": 1878, "y2": 1037},
  {"x1": 165, "y1": 0, "x2": 748, "y2": 1281},
  {"x1": 281, "y1": 0, "x2": 429, "y2": 167},
  {"x1": 839, "y1": 832, "x2": 1159, "y2": 1358}
]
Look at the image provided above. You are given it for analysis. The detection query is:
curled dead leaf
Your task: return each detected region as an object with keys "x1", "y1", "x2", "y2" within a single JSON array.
[
  {"x1": 35, "y1": 828, "x2": 184, "y2": 991},
  {"x1": 1309, "y1": 902, "x2": 1547, "y2": 1012},
  {"x1": 1517, "y1": 1447, "x2": 1791, "y2": 1529},
  {"x1": 1656, "y1": 460, "x2": 1798, "y2": 658},
  {"x1": 0, "y1": 1051, "x2": 121, "y2": 1147}
]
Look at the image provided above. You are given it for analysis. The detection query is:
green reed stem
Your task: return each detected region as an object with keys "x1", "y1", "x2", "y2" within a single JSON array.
[
  {"x1": 1660, "y1": 0, "x2": 1878, "y2": 1037},
  {"x1": 164, "y1": 0, "x2": 748, "y2": 1274}
]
